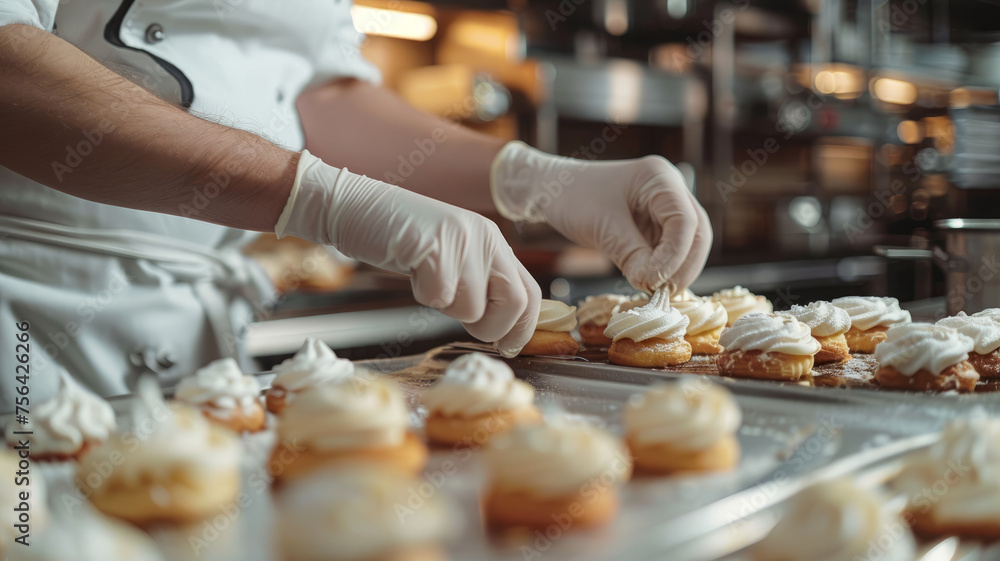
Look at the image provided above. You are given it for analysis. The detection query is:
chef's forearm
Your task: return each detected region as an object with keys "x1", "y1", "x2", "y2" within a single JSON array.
[
  {"x1": 298, "y1": 79, "x2": 504, "y2": 214},
  {"x1": 0, "y1": 24, "x2": 297, "y2": 232}
]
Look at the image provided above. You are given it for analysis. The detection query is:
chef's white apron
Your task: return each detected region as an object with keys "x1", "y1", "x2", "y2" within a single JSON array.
[{"x1": 0, "y1": 0, "x2": 381, "y2": 402}]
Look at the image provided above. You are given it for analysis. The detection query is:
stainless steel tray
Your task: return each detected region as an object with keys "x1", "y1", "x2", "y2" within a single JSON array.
[
  {"x1": 32, "y1": 352, "x2": 985, "y2": 561},
  {"x1": 436, "y1": 343, "x2": 1000, "y2": 412}
]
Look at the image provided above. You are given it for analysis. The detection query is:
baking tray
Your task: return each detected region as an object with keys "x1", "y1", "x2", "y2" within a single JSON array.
[
  {"x1": 29, "y1": 352, "x2": 983, "y2": 561},
  {"x1": 435, "y1": 343, "x2": 1000, "y2": 412}
]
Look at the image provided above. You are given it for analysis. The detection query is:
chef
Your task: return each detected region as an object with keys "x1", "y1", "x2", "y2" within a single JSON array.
[{"x1": 0, "y1": 0, "x2": 711, "y2": 403}]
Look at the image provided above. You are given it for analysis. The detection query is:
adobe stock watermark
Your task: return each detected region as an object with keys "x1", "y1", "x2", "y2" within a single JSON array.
[
  {"x1": 395, "y1": 406, "x2": 519, "y2": 523},
  {"x1": 853, "y1": 457, "x2": 969, "y2": 561},
  {"x1": 51, "y1": 120, "x2": 117, "y2": 183},
  {"x1": 843, "y1": 162, "x2": 921, "y2": 244},
  {"x1": 723, "y1": 416, "x2": 843, "y2": 534},
  {"x1": 187, "y1": 437, "x2": 307, "y2": 556},
  {"x1": 518, "y1": 451, "x2": 632, "y2": 560}
]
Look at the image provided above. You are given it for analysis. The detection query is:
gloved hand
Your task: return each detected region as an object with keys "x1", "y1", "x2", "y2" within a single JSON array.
[
  {"x1": 490, "y1": 141, "x2": 712, "y2": 293},
  {"x1": 276, "y1": 150, "x2": 541, "y2": 356}
]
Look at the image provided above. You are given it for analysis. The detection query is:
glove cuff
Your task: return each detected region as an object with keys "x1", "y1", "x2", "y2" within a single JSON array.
[
  {"x1": 274, "y1": 149, "x2": 322, "y2": 238},
  {"x1": 489, "y1": 140, "x2": 550, "y2": 224}
]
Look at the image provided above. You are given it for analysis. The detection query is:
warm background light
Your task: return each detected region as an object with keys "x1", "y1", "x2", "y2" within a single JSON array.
[
  {"x1": 871, "y1": 78, "x2": 917, "y2": 105},
  {"x1": 351, "y1": 5, "x2": 438, "y2": 41}
]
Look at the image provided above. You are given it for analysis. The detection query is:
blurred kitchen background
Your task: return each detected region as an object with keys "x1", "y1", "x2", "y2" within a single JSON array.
[{"x1": 246, "y1": 0, "x2": 1000, "y2": 367}]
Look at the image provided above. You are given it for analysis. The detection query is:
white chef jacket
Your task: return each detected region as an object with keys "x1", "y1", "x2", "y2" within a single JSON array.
[{"x1": 0, "y1": 0, "x2": 381, "y2": 403}]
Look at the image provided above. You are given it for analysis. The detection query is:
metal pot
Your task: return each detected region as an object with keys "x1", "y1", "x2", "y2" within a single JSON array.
[
  {"x1": 873, "y1": 218, "x2": 1000, "y2": 315},
  {"x1": 936, "y1": 219, "x2": 1000, "y2": 315}
]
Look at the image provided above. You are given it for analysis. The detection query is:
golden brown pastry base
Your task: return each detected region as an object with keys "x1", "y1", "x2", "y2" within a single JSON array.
[
  {"x1": 484, "y1": 484, "x2": 618, "y2": 529},
  {"x1": 265, "y1": 386, "x2": 290, "y2": 415},
  {"x1": 627, "y1": 435, "x2": 739, "y2": 474},
  {"x1": 521, "y1": 330, "x2": 579, "y2": 356},
  {"x1": 968, "y1": 348, "x2": 1000, "y2": 379},
  {"x1": 271, "y1": 431, "x2": 428, "y2": 483},
  {"x1": 716, "y1": 350, "x2": 814, "y2": 381},
  {"x1": 579, "y1": 323, "x2": 613, "y2": 347},
  {"x1": 84, "y1": 467, "x2": 241, "y2": 526},
  {"x1": 201, "y1": 402, "x2": 267, "y2": 433},
  {"x1": 907, "y1": 509, "x2": 1000, "y2": 540},
  {"x1": 843, "y1": 325, "x2": 888, "y2": 353},
  {"x1": 424, "y1": 407, "x2": 542, "y2": 446},
  {"x1": 813, "y1": 333, "x2": 851, "y2": 365},
  {"x1": 874, "y1": 362, "x2": 978, "y2": 393},
  {"x1": 685, "y1": 328, "x2": 724, "y2": 355},
  {"x1": 608, "y1": 337, "x2": 692, "y2": 368}
]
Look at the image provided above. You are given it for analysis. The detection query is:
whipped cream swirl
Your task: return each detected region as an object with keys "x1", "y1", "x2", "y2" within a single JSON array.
[
  {"x1": 277, "y1": 374, "x2": 409, "y2": 451},
  {"x1": 625, "y1": 379, "x2": 741, "y2": 450},
  {"x1": 895, "y1": 418, "x2": 1000, "y2": 524},
  {"x1": 874, "y1": 323, "x2": 973, "y2": 376},
  {"x1": 422, "y1": 353, "x2": 534, "y2": 417},
  {"x1": 755, "y1": 479, "x2": 916, "y2": 561},
  {"x1": 719, "y1": 313, "x2": 821, "y2": 355},
  {"x1": 972, "y1": 308, "x2": 1000, "y2": 322},
  {"x1": 484, "y1": 420, "x2": 631, "y2": 497},
  {"x1": 710, "y1": 286, "x2": 772, "y2": 323},
  {"x1": 5, "y1": 372, "x2": 116, "y2": 456},
  {"x1": 536, "y1": 299, "x2": 578, "y2": 332},
  {"x1": 273, "y1": 338, "x2": 355, "y2": 392},
  {"x1": 778, "y1": 301, "x2": 852, "y2": 337},
  {"x1": 603, "y1": 289, "x2": 689, "y2": 343},
  {"x1": 614, "y1": 293, "x2": 651, "y2": 314},
  {"x1": 672, "y1": 299, "x2": 727, "y2": 336},
  {"x1": 936, "y1": 313, "x2": 1000, "y2": 355},
  {"x1": 176, "y1": 358, "x2": 261, "y2": 412},
  {"x1": 831, "y1": 296, "x2": 911, "y2": 331},
  {"x1": 576, "y1": 294, "x2": 631, "y2": 326},
  {"x1": 277, "y1": 466, "x2": 458, "y2": 561},
  {"x1": 671, "y1": 288, "x2": 700, "y2": 302}
]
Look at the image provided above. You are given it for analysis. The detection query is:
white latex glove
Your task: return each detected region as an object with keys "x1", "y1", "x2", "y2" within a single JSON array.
[
  {"x1": 490, "y1": 141, "x2": 712, "y2": 293},
  {"x1": 276, "y1": 150, "x2": 541, "y2": 356}
]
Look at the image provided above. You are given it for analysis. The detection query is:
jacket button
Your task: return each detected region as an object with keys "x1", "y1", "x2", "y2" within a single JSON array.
[{"x1": 145, "y1": 23, "x2": 165, "y2": 44}]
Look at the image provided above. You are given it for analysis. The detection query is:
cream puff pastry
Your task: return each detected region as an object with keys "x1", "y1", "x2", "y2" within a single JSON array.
[
  {"x1": 624, "y1": 379, "x2": 741, "y2": 473},
  {"x1": 422, "y1": 353, "x2": 541, "y2": 445},
  {"x1": 831, "y1": 296, "x2": 911, "y2": 353},
  {"x1": 79, "y1": 377, "x2": 242, "y2": 526},
  {"x1": 873, "y1": 323, "x2": 978, "y2": 392},
  {"x1": 272, "y1": 374, "x2": 427, "y2": 482},
  {"x1": 482, "y1": 420, "x2": 631, "y2": 529},
  {"x1": 717, "y1": 313, "x2": 820, "y2": 381},
  {"x1": 710, "y1": 286, "x2": 772, "y2": 326},
  {"x1": 672, "y1": 298, "x2": 728, "y2": 354},
  {"x1": 778, "y1": 301, "x2": 852, "y2": 364},
  {"x1": 937, "y1": 313, "x2": 1000, "y2": 378},
  {"x1": 175, "y1": 357, "x2": 266, "y2": 433},
  {"x1": 894, "y1": 418, "x2": 1000, "y2": 539},
  {"x1": 521, "y1": 299, "x2": 579, "y2": 356},
  {"x1": 266, "y1": 337, "x2": 355, "y2": 414},
  {"x1": 754, "y1": 479, "x2": 916, "y2": 561},
  {"x1": 5, "y1": 372, "x2": 115, "y2": 461},
  {"x1": 576, "y1": 294, "x2": 631, "y2": 346},
  {"x1": 605, "y1": 289, "x2": 692, "y2": 367},
  {"x1": 276, "y1": 465, "x2": 458, "y2": 561}
]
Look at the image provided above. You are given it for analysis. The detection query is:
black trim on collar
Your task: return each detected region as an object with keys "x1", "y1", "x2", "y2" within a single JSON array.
[{"x1": 104, "y1": 0, "x2": 195, "y2": 108}]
